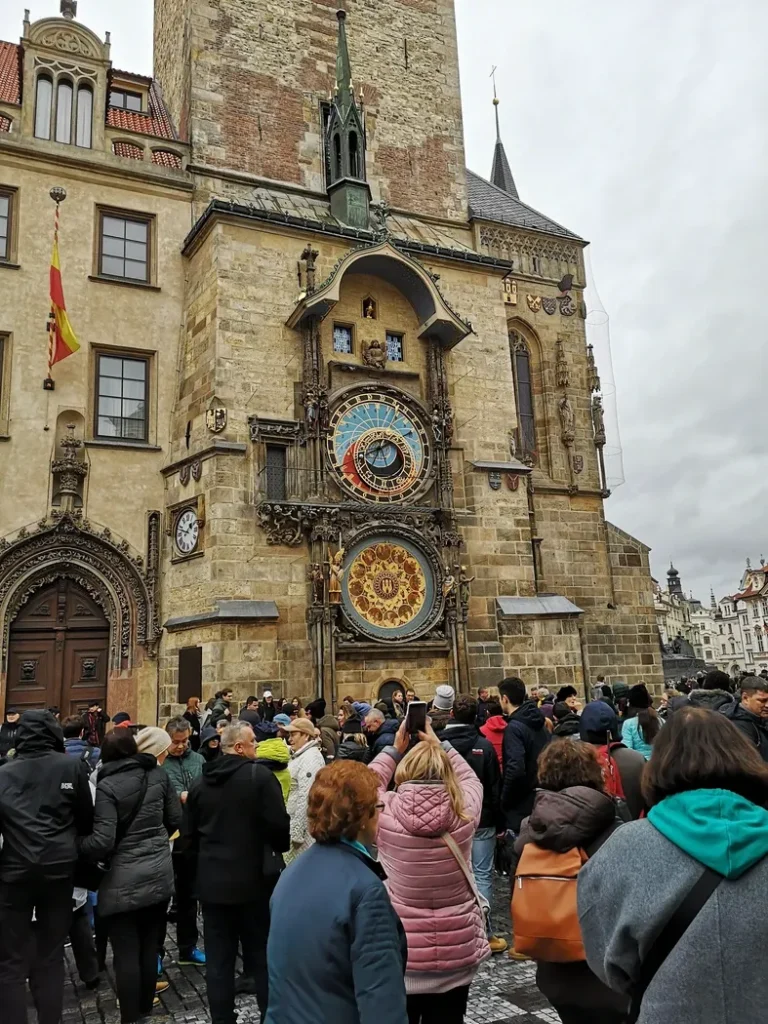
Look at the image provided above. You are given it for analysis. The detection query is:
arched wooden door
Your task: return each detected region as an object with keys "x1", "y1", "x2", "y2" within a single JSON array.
[{"x1": 6, "y1": 579, "x2": 109, "y2": 716}]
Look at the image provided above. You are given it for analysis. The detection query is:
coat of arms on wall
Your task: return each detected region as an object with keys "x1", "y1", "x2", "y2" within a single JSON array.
[
  {"x1": 542, "y1": 297, "x2": 557, "y2": 315},
  {"x1": 206, "y1": 407, "x2": 227, "y2": 433},
  {"x1": 526, "y1": 294, "x2": 542, "y2": 313}
]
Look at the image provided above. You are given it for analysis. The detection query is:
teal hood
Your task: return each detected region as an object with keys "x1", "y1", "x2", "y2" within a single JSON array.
[{"x1": 649, "y1": 788, "x2": 768, "y2": 879}]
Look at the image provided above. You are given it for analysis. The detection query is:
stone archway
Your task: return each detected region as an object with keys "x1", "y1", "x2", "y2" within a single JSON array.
[{"x1": 0, "y1": 513, "x2": 160, "y2": 676}]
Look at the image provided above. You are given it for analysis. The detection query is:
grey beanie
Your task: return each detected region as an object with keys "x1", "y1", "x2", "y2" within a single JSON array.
[{"x1": 432, "y1": 684, "x2": 455, "y2": 711}]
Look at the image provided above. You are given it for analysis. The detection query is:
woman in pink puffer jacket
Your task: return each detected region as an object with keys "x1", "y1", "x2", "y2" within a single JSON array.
[{"x1": 369, "y1": 721, "x2": 488, "y2": 1023}]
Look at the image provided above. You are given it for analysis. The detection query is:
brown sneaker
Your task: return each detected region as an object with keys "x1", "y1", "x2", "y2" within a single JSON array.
[
  {"x1": 156, "y1": 980, "x2": 170, "y2": 994},
  {"x1": 507, "y1": 948, "x2": 531, "y2": 961},
  {"x1": 489, "y1": 936, "x2": 508, "y2": 954}
]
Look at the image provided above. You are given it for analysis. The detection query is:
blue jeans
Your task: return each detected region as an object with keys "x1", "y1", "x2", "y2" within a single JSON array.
[{"x1": 471, "y1": 826, "x2": 496, "y2": 937}]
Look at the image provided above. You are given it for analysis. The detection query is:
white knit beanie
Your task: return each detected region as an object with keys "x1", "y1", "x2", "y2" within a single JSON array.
[{"x1": 136, "y1": 726, "x2": 171, "y2": 759}]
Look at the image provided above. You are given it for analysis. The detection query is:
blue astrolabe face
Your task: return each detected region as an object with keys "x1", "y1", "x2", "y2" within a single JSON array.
[{"x1": 327, "y1": 391, "x2": 432, "y2": 502}]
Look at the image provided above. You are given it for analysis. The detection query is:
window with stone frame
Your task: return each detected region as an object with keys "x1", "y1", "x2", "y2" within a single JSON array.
[
  {"x1": 333, "y1": 323, "x2": 354, "y2": 354},
  {"x1": 0, "y1": 188, "x2": 14, "y2": 262},
  {"x1": 509, "y1": 331, "x2": 536, "y2": 458},
  {"x1": 95, "y1": 352, "x2": 149, "y2": 442},
  {"x1": 386, "y1": 331, "x2": 404, "y2": 362},
  {"x1": 265, "y1": 444, "x2": 288, "y2": 500},
  {"x1": 98, "y1": 211, "x2": 151, "y2": 283}
]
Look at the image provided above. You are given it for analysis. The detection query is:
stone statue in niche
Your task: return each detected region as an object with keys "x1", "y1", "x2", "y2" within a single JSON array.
[
  {"x1": 308, "y1": 562, "x2": 325, "y2": 605},
  {"x1": 591, "y1": 395, "x2": 606, "y2": 445},
  {"x1": 328, "y1": 549, "x2": 345, "y2": 605},
  {"x1": 558, "y1": 394, "x2": 575, "y2": 443},
  {"x1": 362, "y1": 337, "x2": 387, "y2": 369},
  {"x1": 458, "y1": 566, "x2": 475, "y2": 609},
  {"x1": 362, "y1": 297, "x2": 377, "y2": 320}
]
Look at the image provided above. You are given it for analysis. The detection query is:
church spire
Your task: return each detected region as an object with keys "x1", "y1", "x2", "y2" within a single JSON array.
[
  {"x1": 325, "y1": 10, "x2": 370, "y2": 229},
  {"x1": 489, "y1": 71, "x2": 519, "y2": 199},
  {"x1": 335, "y1": 9, "x2": 353, "y2": 115}
]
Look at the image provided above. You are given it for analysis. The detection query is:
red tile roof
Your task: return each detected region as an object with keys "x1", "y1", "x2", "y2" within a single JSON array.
[
  {"x1": 0, "y1": 41, "x2": 21, "y2": 105},
  {"x1": 151, "y1": 148, "x2": 182, "y2": 169},
  {"x1": 106, "y1": 81, "x2": 177, "y2": 141},
  {"x1": 113, "y1": 140, "x2": 144, "y2": 160}
]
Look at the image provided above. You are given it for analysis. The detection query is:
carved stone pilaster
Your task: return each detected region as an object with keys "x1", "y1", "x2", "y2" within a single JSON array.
[{"x1": 427, "y1": 340, "x2": 454, "y2": 509}]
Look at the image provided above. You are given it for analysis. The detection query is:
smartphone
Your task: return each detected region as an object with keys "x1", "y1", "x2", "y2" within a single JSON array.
[{"x1": 405, "y1": 700, "x2": 427, "y2": 737}]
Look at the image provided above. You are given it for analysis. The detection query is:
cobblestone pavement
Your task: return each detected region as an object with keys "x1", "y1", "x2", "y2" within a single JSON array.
[{"x1": 59, "y1": 876, "x2": 560, "y2": 1024}]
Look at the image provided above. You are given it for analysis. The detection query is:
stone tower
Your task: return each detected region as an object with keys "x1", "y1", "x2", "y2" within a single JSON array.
[{"x1": 153, "y1": 0, "x2": 468, "y2": 221}]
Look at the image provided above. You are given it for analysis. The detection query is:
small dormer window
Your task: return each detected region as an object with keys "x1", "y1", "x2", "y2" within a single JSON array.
[{"x1": 110, "y1": 89, "x2": 143, "y2": 112}]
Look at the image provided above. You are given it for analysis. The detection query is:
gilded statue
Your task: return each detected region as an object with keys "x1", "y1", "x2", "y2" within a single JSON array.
[{"x1": 328, "y1": 548, "x2": 345, "y2": 605}]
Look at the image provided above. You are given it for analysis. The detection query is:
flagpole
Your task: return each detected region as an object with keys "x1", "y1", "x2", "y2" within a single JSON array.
[{"x1": 44, "y1": 186, "x2": 67, "y2": 401}]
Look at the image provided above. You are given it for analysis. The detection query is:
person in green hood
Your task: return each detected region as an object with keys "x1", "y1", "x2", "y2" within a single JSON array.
[
  {"x1": 578, "y1": 706, "x2": 768, "y2": 1024},
  {"x1": 254, "y1": 722, "x2": 291, "y2": 803}
]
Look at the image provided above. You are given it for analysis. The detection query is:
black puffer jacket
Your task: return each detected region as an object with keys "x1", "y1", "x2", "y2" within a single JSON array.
[
  {"x1": 442, "y1": 722, "x2": 500, "y2": 829},
  {"x1": 721, "y1": 701, "x2": 768, "y2": 762},
  {"x1": 515, "y1": 786, "x2": 628, "y2": 1017},
  {"x1": 0, "y1": 711, "x2": 93, "y2": 882},
  {"x1": 689, "y1": 688, "x2": 734, "y2": 713},
  {"x1": 336, "y1": 737, "x2": 369, "y2": 762},
  {"x1": 368, "y1": 718, "x2": 400, "y2": 760},
  {"x1": 501, "y1": 701, "x2": 551, "y2": 831},
  {"x1": 81, "y1": 754, "x2": 181, "y2": 917},
  {"x1": 0, "y1": 718, "x2": 19, "y2": 757}
]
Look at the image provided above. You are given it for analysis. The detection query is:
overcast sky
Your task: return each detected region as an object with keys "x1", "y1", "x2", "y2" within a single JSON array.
[{"x1": 3, "y1": 0, "x2": 765, "y2": 602}]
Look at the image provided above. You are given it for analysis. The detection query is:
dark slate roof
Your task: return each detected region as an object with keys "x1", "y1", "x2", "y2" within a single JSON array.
[
  {"x1": 491, "y1": 139, "x2": 518, "y2": 198},
  {"x1": 467, "y1": 169, "x2": 584, "y2": 241}
]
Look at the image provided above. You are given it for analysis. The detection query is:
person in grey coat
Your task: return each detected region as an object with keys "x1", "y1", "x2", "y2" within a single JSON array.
[
  {"x1": 80, "y1": 727, "x2": 181, "y2": 1024},
  {"x1": 578, "y1": 706, "x2": 768, "y2": 1024}
]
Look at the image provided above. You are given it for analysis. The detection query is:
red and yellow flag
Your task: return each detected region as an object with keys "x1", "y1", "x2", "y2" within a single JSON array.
[{"x1": 49, "y1": 235, "x2": 80, "y2": 369}]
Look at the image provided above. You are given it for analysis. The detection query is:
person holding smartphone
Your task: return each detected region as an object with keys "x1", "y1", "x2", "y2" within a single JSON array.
[{"x1": 368, "y1": 715, "x2": 487, "y2": 1024}]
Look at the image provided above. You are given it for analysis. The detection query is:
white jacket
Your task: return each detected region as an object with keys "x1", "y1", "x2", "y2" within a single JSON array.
[{"x1": 285, "y1": 739, "x2": 325, "y2": 862}]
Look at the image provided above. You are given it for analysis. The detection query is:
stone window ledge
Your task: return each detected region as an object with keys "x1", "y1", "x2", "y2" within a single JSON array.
[
  {"x1": 0, "y1": 262, "x2": 20, "y2": 271},
  {"x1": 88, "y1": 274, "x2": 161, "y2": 292},
  {"x1": 85, "y1": 438, "x2": 162, "y2": 452}
]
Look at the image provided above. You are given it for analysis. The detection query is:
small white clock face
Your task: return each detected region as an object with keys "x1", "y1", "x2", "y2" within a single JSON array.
[{"x1": 175, "y1": 509, "x2": 199, "y2": 555}]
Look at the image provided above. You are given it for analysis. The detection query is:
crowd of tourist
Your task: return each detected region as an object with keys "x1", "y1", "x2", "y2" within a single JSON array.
[{"x1": 0, "y1": 667, "x2": 767, "y2": 1024}]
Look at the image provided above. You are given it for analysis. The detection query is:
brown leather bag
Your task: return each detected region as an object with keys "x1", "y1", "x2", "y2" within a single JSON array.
[{"x1": 511, "y1": 844, "x2": 588, "y2": 962}]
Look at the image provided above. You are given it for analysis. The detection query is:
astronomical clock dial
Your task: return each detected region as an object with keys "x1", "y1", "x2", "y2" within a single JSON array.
[
  {"x1": 174, "y1": 508, "x2": 199, "y2": 556},
  {"x1": 327, "y1": 390, "x2": 431, "y2": 502},
  {"x1": 341, "y1": 536, "x2": 438, "y2": 641}
]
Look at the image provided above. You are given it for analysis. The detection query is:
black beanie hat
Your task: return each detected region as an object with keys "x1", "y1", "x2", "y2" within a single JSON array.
[
  {"x1": 627, "y1": 684, "x2": 652, "y2": 709},
  {"x1": 555, "y1": 685, "x2": 577, "y2": 703}
]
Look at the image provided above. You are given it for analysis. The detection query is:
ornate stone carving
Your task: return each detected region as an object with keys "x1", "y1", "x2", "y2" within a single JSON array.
[
  {"x1": 573, "y1": 455, "x2": 584, "y2": 474},
  {"x1": 36, "y1": 27, "x2": 101, "y2": 58},
  {"x1": 179, "y1": 464, "x2": 191, "y2": 486},
  {"x1": 555, "y1": 339, "x2": 569, "y2": 388},
  {"x1": 328, "y1": 549, "x2": 345, "y2": 605},
  {"x1": 526, "y1": 294, "x2": 542, "y2": 313},
  {"x1": 0, "y1": 513, "x2": 159, "y2": 667},
  {"x1": 502, "y1": 278, "x2": 517, "y2": 305},
  {"x1": 20, "y1": 660, "x2": 37, "y2": 681},
  {"x1": 249, "y1": 417, "x2": 303, "y2": 444},
  {"x1": 488, "y1": 471, "x2": 501, "y2": 491},
  {"x1": 478, "y1": 226, "x2": 580, "y2": 269},
  {"x1": 81, "y1": 657, "x2": 97, "y2": 679},
  {"x1": 308, "y1": 562, "x2": 325, "y2": 605},
  {"x1": 191, "y1": 460, "x2": 202, "y2": 482},
  {"x1": 51, "y1": 424, "x2": 88, "y2": 512},
  {"x1": 559, "y1": 295, "x2": 576, "y2": 317},
  {"x1": 361, "y1": 337, "x2": 387, "y2": 369},
  {"x1": 542, "y1": 297, "x2": 557, "y2": 315},
  {"x1": 586, "y1": 344, "x2": 601, "y2": 393}
]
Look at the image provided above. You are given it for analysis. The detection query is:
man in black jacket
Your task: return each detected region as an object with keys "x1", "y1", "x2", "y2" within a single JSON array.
[
  {"x1": 185, "y1": 721, "x2": 290, "y2": 1022},
  {"x1": 721, "y1": 675, "x2": 768, "y2": 762},
  {"x1": 442, "y1": 695, "x2": 506, "y2": 954},
  {"x1": 0, "y1": 710, "x2": 93, "y2": 1024},
  {"x1": 498, "y1": 677, "x2": 550, "y2": 834},
  {"x1": 0, "y1": 707, "x2": 20, "y2": 758},
  {"x1": 363, "y1": 709, "x2": 400, "y2": 760}
]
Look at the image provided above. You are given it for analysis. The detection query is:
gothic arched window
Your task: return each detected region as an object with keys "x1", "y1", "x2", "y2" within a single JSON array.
[
  {"x1": 509, "y1": 331, "x2": 536, "y2": 457},
  {"x1": 34, "y1": 75, "x2": 53, "y2": 139},
  {"x1": 55, "y1": 79, "x2": 73, "y2": 144},
  {"x1": 76, "y1": 85, "x2": 93, "y2": 148}
]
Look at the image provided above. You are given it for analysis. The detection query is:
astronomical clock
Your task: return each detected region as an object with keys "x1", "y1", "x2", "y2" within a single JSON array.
[
  {"x1": 327, "y1": 388, "x2": 432, "y2": 503},
  {"x1": 325, "y1": 385, "x2": 445, "y2": 643}
]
